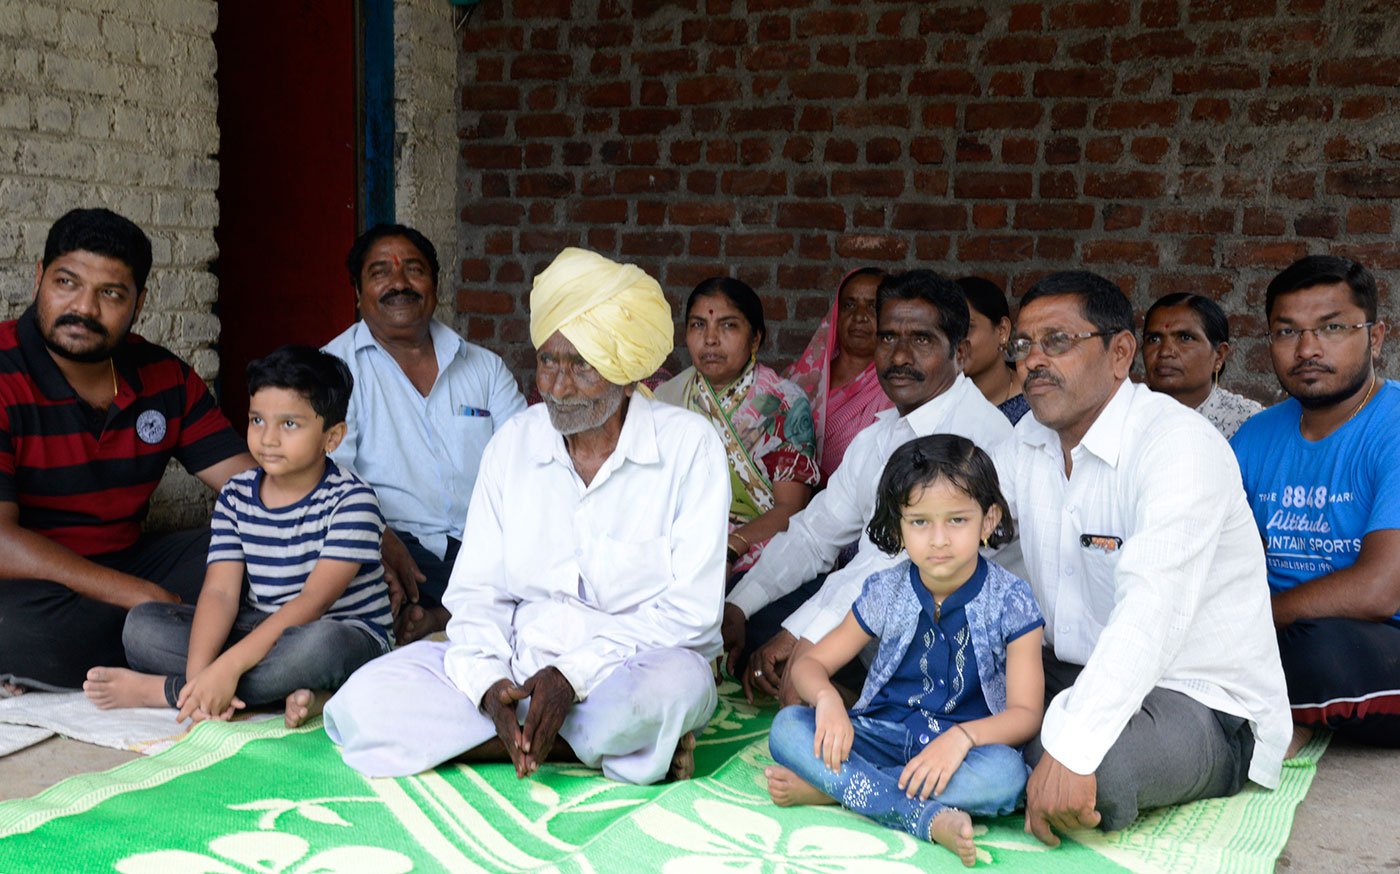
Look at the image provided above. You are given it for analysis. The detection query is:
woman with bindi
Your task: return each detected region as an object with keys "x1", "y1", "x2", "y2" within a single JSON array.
[
  {"x1": 656, "y1": 278, "x2": 819, "y2": 579},
  {"x1": 1142, "y1": 292, "x2": 1261, "y2": 439}
]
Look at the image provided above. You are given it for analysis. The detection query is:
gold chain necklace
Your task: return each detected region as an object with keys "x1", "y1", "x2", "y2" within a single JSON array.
[
  {"x1": 1343, "y1": 372, "x2": 1378, "y2": 426},
  {"x1": 109, "y1": 359, "x2": 118, "y2": 400}
]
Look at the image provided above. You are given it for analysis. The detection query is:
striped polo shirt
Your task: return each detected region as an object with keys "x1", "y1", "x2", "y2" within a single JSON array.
[
  {"x1": 0, "y1": 306, "x2": 247, "y2": 557},
  {"x1": 208, "y1": 459, "x2": 393, "y2": 644}
]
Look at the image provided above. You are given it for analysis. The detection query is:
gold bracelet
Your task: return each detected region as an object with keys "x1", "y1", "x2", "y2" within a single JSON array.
[
  {"x1": 729, "y1": 531, "x2": 750, "y2": 553},
  {"x1": 954, "y1": 723, "x2": 976, "y2": 747}
]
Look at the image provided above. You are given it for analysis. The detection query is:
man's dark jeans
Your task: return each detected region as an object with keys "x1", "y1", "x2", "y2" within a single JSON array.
[{"x1": 0, "y1": 529, "x2": 209, "y2": 690}]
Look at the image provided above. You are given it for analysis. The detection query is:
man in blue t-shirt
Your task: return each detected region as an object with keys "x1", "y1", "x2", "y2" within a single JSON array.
[{"x1": 1232, "y1": 255, "x2": 1399, "y2": 753}]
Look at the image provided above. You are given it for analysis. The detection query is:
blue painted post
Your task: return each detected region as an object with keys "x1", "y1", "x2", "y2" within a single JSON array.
[{"x1": 361, "y1": 0, "x2": 395, "y2": 228}]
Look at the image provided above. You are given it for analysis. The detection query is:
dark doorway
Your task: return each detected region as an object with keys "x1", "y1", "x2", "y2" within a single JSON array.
[{"x1": 213, "y1": 2, "x2": 359, "y2": 426}]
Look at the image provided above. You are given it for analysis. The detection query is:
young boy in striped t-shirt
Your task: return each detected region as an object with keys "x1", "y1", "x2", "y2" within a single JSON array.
[{"x1": 84, "y1": 346, "x2": 392, "y2": 728}]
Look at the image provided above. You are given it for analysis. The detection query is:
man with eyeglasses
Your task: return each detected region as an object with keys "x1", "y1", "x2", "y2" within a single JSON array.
[
  {"x1": 1230, "y1": 255, "x2": 1399, "y2": 755},
  {"x1": 992, "y1": 271, "x2": 1290, "y2": 846}
]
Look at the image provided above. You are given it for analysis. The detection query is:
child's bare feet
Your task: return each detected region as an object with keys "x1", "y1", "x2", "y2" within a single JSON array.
[
  {"x1": 930, "y1": 808, "x2": 977, "y2": 867},
  {"x1": 1, "y1": 681, "x2": 27, "y2": 698},
  {"x1": 284, "y1": 689, "x2": 331, "y2": 728},
  {"x1": 765, "y1": 765, "x2": 836, "y2": 807},
  {"x1": 1286, "y1": 724, "x2": 1315, "y2": 759},
  {"x1": 395, "y1": 604, "x2": 450, "y2": 644},
  {"x1": 82, "y1": 668, "x2": 168, "y2": 710},
  {"x1": 667, "y1": 731, "x2": 697, "y2": 780}
]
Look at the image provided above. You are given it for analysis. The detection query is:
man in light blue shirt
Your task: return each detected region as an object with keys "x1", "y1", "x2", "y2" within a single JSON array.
[{"x1": 324, "y1": 224, "x2": 525, "y2": 642}]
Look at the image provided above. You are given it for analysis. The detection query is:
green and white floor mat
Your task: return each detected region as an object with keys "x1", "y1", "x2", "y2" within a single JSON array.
[{"x1": 0, "y1": 684, "x2": 1325, "y2": 873}]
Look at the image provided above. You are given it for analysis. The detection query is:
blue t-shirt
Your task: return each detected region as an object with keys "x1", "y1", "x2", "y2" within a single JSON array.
[
  {"x1": 853, "y1": 557, "x2": 1040, "y2": 747},
  {"x1": 209, "y1": 459, "x2": 394, "y2": 644},
  {"x1": 1231, "y1": 380, "x2": 1400, "y2": 621}
]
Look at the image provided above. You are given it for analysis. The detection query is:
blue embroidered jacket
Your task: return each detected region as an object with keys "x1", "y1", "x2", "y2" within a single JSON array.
[{"x1": 851, "y1": 558, "x2": 1044, "y2": 716}]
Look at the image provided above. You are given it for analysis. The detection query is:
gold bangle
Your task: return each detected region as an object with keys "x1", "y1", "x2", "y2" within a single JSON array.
[
  {"x1": 729, "y1": 532, "x2": 750, "y2": 553},
  {"x1": 954, "y1": 723, "x2": 976, "y2": 747}
]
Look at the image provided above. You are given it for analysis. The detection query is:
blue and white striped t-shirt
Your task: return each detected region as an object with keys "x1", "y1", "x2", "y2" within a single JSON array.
[{"x1": 208, "y1": 459, "x2": 393, "y2": 644}]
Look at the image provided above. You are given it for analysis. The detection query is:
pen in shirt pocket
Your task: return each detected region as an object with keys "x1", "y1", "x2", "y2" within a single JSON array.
[{"x1": 459, "y1": 405, "x2": 491, "y2": 417}]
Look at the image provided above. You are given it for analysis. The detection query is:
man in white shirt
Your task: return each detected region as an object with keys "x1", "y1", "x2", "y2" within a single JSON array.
[
  {"x1": 996, "y1": 270, "x2": 1290, "y2": 842},
  {"x1": 325, "y1": 248, "x2": 729, "y2": 784},
  {"x1": 323, "y1": 224, "x2": 525, "y2": 643},
  {"x1": 723, "y1": 270, "x2": 1013, "y2": 703}
]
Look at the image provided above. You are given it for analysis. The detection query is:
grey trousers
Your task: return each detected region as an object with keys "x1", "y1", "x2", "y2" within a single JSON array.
[
  {"x1": 1025, "y1": 650, "x2": 1255, "y2": 831},
  {"x1": 124, "y1": 602, "x2": 388, "y2": 708}
]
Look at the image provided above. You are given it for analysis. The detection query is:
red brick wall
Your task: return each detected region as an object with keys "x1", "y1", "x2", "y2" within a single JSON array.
[{"x1": 456, "y1": 0, "x2": 1397, "y2": 401}]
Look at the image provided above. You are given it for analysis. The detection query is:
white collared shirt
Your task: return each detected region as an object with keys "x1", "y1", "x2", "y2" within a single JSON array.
[
  {"x1": 442, "y1": 394, "x2": 729, "y2": 705},
  {"x1": 992, "y1": 380, "x2": 1290, "y2": 786},
  {"x1": 727, "y1": 372, "x2": 1014, "y2": 642},
  {"x1": 324, "y1": 319, "x2": 527, "y2": 558}
]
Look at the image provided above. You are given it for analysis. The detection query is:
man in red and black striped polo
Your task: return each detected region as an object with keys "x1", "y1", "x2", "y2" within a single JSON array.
[{"x1": 0, "y1": 208, "x2": 254, "y2": 693}]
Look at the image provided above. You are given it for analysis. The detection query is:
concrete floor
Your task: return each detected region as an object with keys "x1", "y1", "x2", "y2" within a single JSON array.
[{"x1": 1, "y1": 734, "x2": 1396, "y2": 870}]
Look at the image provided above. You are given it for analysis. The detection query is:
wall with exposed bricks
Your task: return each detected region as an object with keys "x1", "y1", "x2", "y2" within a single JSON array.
[{"x1": 457, "y1": 0, "x2": 1397, "y2": 401}]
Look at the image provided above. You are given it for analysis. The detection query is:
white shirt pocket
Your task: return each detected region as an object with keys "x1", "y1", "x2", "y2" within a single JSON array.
[{"x1": 1075, "y1": 536, "x2": 1124, "y2": 624}]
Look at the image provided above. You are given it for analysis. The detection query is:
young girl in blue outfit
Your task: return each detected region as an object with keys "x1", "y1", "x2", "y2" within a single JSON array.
[{"x1": 767, "y1": 434, "x2": 1045, "y2": 867}]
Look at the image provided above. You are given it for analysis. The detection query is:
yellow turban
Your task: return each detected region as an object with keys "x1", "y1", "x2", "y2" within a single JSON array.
[{"x1": 529, "y1": 247, "x2": 673, "y2": 386}]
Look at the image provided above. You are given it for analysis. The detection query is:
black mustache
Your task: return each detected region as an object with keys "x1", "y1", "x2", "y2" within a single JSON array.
[
  {"x1": 53, "y1": 313, "x2": 107, "y2": 337},
  {"x1": 1289, "y1": 363, "x2": 1334, "y2": 375},
  {"x1": 1024, "y1": 369, "x2": 1062, "y2": 388},
  {"x1": 880, "y1": 366, "x2": 925, "y2": 382},
  {"x1": 379, "y1": 288, "x2": 422, "y2": 304}
]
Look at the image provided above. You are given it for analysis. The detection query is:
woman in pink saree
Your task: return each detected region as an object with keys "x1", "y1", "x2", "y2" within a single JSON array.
[{"x1": 783, "y1": 268, "x2": 893, "y2": 483}]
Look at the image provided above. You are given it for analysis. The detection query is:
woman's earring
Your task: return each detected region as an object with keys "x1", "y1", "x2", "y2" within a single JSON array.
[{"x1": 981, "y1": 535, "x2": 990, "y2": 550}]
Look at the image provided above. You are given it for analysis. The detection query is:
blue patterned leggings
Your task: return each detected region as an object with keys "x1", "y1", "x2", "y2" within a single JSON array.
[{"x1": 769, "y1": 706, "x2": 1028, "y2": 840}]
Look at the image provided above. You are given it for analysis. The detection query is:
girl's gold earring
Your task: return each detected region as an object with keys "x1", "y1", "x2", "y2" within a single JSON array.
[{"x1": 982, "y1": 535, "x2": 990, "y2": 550}]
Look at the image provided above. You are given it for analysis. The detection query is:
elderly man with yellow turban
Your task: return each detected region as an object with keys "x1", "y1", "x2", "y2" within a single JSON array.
[{"x1": 325, "y1": 249, "x2": 730, "y2": 784}]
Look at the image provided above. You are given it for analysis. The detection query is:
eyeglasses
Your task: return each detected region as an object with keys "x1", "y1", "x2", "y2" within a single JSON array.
[
  {"x1": 1004, "y1": 331, "x2": 1112, "y2": 362},
  {"x1": 1266, "y1": 322, "x2": 1374, "y2": 346}
]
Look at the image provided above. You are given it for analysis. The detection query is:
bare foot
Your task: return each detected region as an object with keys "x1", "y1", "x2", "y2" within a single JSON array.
[
  {"x1": 1286, "y1": 724, "x2": 1315, "y2": 759},
  {"x1": 765, "y1": 765, "x2": 836, "y2": 807},
  {"x1": 1, "y1": 682, "x2": 27, "y2": 698},
  {"x1": 285, "y1": 689, "x2": 331, "y2": 728},
  {"x1": 667, "y1": 731, "x2": 697, "y2": 781},
  {"x1": 395, "y1": 604, "x2": 450, "y2": 644},
  {"x1": 82, "y1": 667, "x2": 168, "y2": 710},
  {"x1": 930, "y1": 808, "x2": 977, "y2": 868}
]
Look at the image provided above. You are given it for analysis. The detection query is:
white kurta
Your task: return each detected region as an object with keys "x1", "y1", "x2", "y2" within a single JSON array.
[
  {"x1": 326, "y1": 394, "x2": 730, "y2": 782},
  {"x1": 442, "y1": 394, "x2": 729, "y2": 703}
]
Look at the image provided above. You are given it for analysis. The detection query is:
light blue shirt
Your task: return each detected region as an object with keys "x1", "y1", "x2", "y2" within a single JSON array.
[{"x1": 324, "y1": 319, "x2": 527, "y2": 559}]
